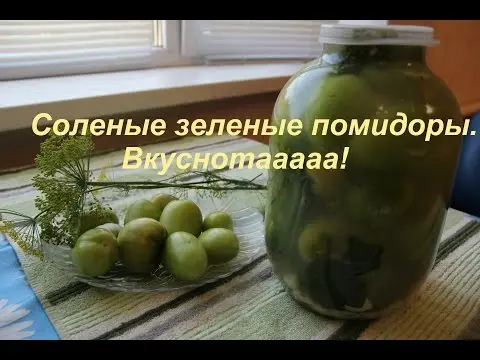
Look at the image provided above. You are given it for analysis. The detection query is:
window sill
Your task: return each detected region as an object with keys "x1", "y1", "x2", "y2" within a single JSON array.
[{"x1": 0, "y1": 62, "x2": 305, "y2": 132}]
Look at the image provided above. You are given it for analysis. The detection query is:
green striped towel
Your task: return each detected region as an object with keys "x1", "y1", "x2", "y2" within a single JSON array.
[{"x1": 1, "y1": 134, "x2": 479, "y2": 340}]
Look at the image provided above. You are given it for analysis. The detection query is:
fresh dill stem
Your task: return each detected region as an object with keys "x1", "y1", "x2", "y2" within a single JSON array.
[
  {"x1": 86, "y1": 169, "x2": 267, "y2": 192},
  {"x1": 85, "y1": 181, "x2": 267, "y2": 192},
  {"x1": 0, "y1": 133, "x2": 268, "y2": 258}
]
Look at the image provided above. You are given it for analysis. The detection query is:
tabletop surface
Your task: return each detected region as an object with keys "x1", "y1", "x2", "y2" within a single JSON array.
[{"x1": 0, "y1": 134, "x2": 479, "y2": 340}]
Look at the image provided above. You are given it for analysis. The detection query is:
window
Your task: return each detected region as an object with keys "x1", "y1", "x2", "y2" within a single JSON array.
[
  {"x1": 182, "y1": 20, "x2": 339, "y2": 62},
  {"x1": 0, "y1": 20, "x2": 388, "y2": 81},
  {"x1": 0, "y1": 20, "x2": 180, "y2": 81}
]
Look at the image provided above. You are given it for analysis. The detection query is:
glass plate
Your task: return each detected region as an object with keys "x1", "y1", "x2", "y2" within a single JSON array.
[{"x1": 42, "y1": 186, "x2": 267, "y2": 292}]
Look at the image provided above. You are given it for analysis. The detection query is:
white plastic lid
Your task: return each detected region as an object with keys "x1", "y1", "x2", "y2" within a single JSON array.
[{"x1": 319, "y1": 23, "x2": 439, "y2": 46}]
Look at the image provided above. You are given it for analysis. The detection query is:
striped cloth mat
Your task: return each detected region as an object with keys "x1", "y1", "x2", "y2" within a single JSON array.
[{"x1": 1, "y1": 134, "x2": 480, "y2": 340}]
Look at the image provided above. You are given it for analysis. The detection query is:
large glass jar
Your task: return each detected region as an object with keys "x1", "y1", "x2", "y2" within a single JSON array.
[{"x1": 265, "y1": 24, "x2": 464, "y2": 319}]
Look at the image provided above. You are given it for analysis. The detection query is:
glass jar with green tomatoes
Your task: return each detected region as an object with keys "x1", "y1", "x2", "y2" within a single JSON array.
[{"x1": 265, "y1": 24, "x2": 464, "y2": 319}]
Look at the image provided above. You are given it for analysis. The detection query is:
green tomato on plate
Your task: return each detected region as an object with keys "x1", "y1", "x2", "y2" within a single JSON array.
[
  {"x1": 162, "y1": 231, "x2": 208, "y2": 282},
  {"x1": 78, "y1": 208, "x2": 119, "y2": 235},
  {"x1": 151, "y1": 193, "x2": 178, "y2": 213},
  {"x1": 97, "y1": 223, "x2": 122, "y2": 237},
  {"x1": 71, "y1": 228, "x2": 119, "y2": 277},
  {"x1": 202, "y1": 211, "x2": 234, "y2": 231},
  {"x1": 199, "y1": 228, "x2": 239, "y2": 265},
  {"x1": 124, "y1": 199, "x2": 162, "y2": 225},
  {"x1": 117, "y1": 218, "x2": 168, "y2": 275},
  {"x1": 159, "y1": 200, "x2": 203, "y2": 237}
]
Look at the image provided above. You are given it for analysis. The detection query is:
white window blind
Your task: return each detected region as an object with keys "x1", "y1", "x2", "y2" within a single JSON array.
[
  {"x1": 0, "y1": 20, "x2": 161, "y2": 81},
  {"x1": 181, "y1": 20, "x2": 341, "y2": 61}
]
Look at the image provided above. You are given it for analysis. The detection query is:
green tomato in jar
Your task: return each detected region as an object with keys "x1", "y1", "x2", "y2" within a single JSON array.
[
  {"x1": 151, "y1": 193, "x2": 178, "y2": 213},
  {"x1": 348, "y1": 102, "x2": 431, "y2": 172},
  {"x1": 159, "y1": 200, "x2": 203, "y2": 237},
  {"x1": 71, "y1": 228, "x2": 119, "y2": 277},
  {"x1": 97, "y1": 223, "x2": 122, "y2": 238},
  {"x1": 202, "y1": 211, "x2": 233, "y2": 231},
  {"x1": 199, "y1": 228, "x2": 240, "y2": 264},
  {"x1": 273, "y1": 61, "x2": 330, "y2": 123},
  {"x1": 117, "y1": 218, "x2": 168, "y2": 275},
  {"x1": 360, "y1": 65, "x2": 424, "y2": 103},
  {"x1": 303, "y1": 73, "x2": 377, "y2": 151},
  {"x1": 298, "y1": 220, "x2": 349, "y2": 262},
  {"x1": 345, "y1": 179, "x2": 416, "y2": 230},
  {"x1": 412, "y1": 66, "x2": 463, "y2": 123},
  {"x1": 162, "y1": 232, "x2": 208, "y2": 282},
  {"x1": 306, "y1": 168, "x2": 347, "y2": 201},
  {"x1": 271, "y1": 65, "x2": 330, "y2": 155},
  {"x1": 124, "y1": 199, "x2": 162, "y2": 225},
  {"x1": 78, "y1": 208, "x2": 119, "y2": 235},
  {"x1": 388, "y1": 194, "x2": 445, "y2": 264},
  {"x1": 410, "y1": 73, "x2": 463, "y2": 180}
]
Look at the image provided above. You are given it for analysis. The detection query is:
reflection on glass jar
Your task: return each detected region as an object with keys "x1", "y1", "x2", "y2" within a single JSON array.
[{"x1": 265, "y1": 24, "x2": 464, "y2": 319}]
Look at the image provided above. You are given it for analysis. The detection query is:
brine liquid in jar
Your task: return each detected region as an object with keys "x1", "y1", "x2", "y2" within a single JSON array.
[{"x1": 265, "y1": 23, "x2": 464, "y2": 319}]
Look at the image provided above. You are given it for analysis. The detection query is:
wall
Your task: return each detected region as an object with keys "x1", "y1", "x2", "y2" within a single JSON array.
[{"x1": 390, "y1": 20, "x2": 480, "y2": 117}]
